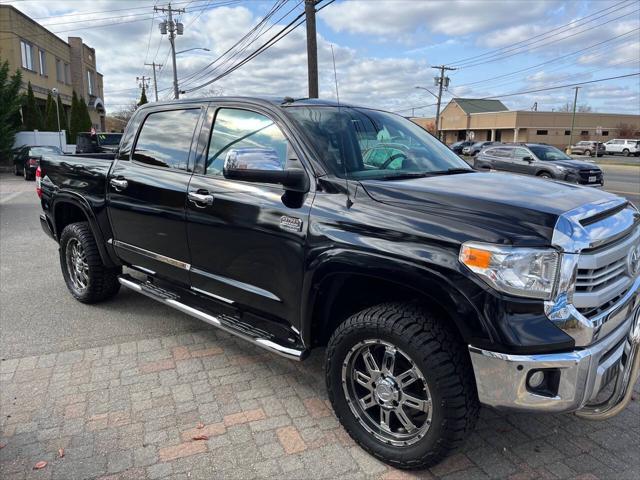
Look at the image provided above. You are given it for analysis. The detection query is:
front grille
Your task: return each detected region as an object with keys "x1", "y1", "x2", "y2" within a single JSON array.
[
  {"x1": 578, "y1": 169, "x2": 602, "y2": 181},
  {"x1": 573, "y1": 223, "x2": 639, "y2": 317}
]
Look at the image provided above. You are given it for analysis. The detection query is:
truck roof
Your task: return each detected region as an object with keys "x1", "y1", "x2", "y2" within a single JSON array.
[{"x1": 142, "y1": 96, "x2": 360, "y2": 110}]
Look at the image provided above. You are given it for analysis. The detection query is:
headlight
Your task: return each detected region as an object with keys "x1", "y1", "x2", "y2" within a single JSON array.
[{"x1": 459, "y1": 242, "x2": 559, "y2": 299}]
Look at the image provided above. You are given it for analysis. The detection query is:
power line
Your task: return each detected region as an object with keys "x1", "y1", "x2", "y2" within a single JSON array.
[
  {"x1": 449, "y1": 0, "x2": 635, "y2": 67},
  {"x1": 181, "y1": 0, "x2": 334, "y2": 94},
  {"x1": 31, "y1": 0, "x2": 211, "y2": 20},
  {"x1": 395, "y1": 73, "x2": 640, "y2": 114},
  {"x1": 175, "y1": 0, "x2": 292, "y2": 90},
  {"x1": 454, "y1": 28, "x2": 640, "y2": 89},
  {"x1": 455, "y1": 6, "x2": 640, "y2": 69}
]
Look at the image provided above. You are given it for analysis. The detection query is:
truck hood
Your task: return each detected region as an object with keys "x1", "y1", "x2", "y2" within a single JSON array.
[{"x1": 360, "y1": 171, "x2": 619, "y2": 246}]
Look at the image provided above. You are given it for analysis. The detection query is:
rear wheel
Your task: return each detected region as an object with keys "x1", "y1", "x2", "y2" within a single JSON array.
[
  {"x1": 326, "y1": 303, "x2": 478, "y2": 469},
  {"x1": 23, "y1": 168, "x2": 31, "y2": 181},
  {"x1": 59, "y1": 222, "x2": 121, "y2": 303},
  {"x1": 584, "y1": 149, "x2": 591, "y2": 156},
  {"x1": 13, "y1": 164, "x2": 21, "y2": 176}
]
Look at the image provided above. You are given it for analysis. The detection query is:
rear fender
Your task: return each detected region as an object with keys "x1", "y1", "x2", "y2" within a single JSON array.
[{"x1": 52, "y1": 193, "x2": 119, "y2": 267}]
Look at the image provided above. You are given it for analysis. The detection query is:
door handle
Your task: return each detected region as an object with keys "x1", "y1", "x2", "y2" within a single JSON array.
[
  {"x1": 188, "y1": 191, "x2": 214, "y2": 207},
  {"x1": 110, "y1": 178, "x2": 128, "y2": 191}
]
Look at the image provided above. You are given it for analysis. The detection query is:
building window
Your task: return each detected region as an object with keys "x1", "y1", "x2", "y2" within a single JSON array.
[
  {"x1": 602, "y1": 130, "x2": 609, "y2": 136},
  {"x1": 536, "y1": 130, "x2": 548, "y2": 135},
  {"x1": 38, "y1": 49, "x2": 46, "y2": 76},
  {"x1": 64, "y1": 63, "x2": 71, "y2": 84},
  {"x1": 580, "y1": 130, "x2": 589, "y2": 135},
  {"x1": 56, "y1": 59, "x2": 63, "y2": 82},
  {"x1": 87, "y1": 69, "x2": 94, "y2": 95},
  {"x1": 20, "y1": 40, "x2": 34, "y2": 70},
  {"x1": 564, "y1": 130, "x2": 571, "y2": 135}
]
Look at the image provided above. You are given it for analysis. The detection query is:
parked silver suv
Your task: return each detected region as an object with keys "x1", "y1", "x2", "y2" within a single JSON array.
[
  {"x1": 570, "y1": 141, "x2": 605, "y2": 157},
  {"x1": 474, "y1": 143, "x2": 604, "y2": 186}
]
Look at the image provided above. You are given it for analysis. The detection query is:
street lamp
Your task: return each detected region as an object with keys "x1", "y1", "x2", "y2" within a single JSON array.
[
  {"x1": 176, "y1": 47, "x2": 210, "y2": 55},
  {"x1": 415, "y1": 86, "x2": 439, "y2": 99},
  {"x1": 51, "y1": 88, "x2": 62, "y2": 150}
]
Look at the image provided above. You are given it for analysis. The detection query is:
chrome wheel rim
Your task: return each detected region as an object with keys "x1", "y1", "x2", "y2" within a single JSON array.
[
  {"x1": 66, "y1": 238, "x2": 89, "y2": 290},
  {"x1": 342, "y1": 339, "x2": 433, "y2": 446}
]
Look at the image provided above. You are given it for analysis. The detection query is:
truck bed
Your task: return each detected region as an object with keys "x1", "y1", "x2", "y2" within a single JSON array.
[{"x1": 39, "y1": 153, "x2": 115, "y2": 201}]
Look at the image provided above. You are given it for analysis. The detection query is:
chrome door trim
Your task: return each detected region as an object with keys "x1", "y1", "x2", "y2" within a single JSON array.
[
  {"x1": 110, "y1": 239, "x2": 191, "y2": 270},
  {"x1": 191, "y1": 266, "x2": 281, "y2": 302},
  {"x1": 191, "y1": 286, "x2": 235, "y2": 304}
]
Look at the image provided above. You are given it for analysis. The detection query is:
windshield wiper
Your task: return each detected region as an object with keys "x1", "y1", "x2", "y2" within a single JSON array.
[
  {"x1": 430, "y1": 168, "x2": 474, "y2": 175},
  {"x1": 378, "y1": 172, "x2": 431, "y2": 181}
]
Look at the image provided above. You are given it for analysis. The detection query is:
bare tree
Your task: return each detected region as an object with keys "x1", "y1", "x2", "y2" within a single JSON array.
[
  {"x1": 557, "y1": 102, "x2": 593, "y2": 112},
  {"x1": 111, "y1": 101, "x2": 138, "y2": 124},
  {"x1": 616, "y1": 122, "x2": 640, "y2": 137}
]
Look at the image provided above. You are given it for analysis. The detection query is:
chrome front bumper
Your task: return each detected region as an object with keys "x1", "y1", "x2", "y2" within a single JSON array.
[{"x1": 469, "y1": 304, "x2": 639, "y2": 418}]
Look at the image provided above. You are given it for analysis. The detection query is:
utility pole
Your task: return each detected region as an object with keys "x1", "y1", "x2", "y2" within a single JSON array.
[
  {"x1": 305, "y1": 0, "x2": 318, "y2": 98},
  {"x1": 431, "y1": 65, "x2": 456, "y2": 140},
  {"x1": 144, "y1": 62, "x2": 163, "y2": 101},
  {"x1": 136, "y1": 75, "x2": 151, "y2": 90},
  {"x1": 568, "y1": 86, "x2": 580, "y2": 150},
  {"x1": 156, "y1": 2, "x2": 185, "y2": 99}
]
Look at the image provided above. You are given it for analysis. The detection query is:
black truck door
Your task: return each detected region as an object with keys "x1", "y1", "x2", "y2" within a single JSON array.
[
  {"x1": 186, "y1": 105, "x2": 313, "y2": 332},
  {"x1": 107, "y1": 106, "x2": 204, "y2": 284}
]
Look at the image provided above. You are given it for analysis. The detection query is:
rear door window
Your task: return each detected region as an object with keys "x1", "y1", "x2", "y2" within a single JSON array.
[{"x1": 132, "y1": 109, "x2": 201, "y2": 170}]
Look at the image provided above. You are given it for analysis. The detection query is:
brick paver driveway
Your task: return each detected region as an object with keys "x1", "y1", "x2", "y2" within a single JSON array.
[{"x1": 1, "y1": 328, "x2": 639, "y2": 480}]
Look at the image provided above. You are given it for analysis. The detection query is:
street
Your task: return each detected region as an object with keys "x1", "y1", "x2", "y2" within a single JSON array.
[{"x1": 1, "y1": 170, "x2": 639, "y2": 479}]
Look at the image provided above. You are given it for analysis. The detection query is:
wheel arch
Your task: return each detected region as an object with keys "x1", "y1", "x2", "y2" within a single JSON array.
[
  {"x1": 301, "y1": 252, "x2": 489, "y2": 348},
  {"x1": 52, "y1": 194, "x2": 117, "y2": 267}
]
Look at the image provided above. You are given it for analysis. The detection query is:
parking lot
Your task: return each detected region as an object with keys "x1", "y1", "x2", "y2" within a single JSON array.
[{"x1": 1, "y1": 168, "x2": 639, "y2": 480}]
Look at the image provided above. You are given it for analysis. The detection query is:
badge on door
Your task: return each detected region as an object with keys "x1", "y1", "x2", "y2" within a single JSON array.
[{"x1": 280, "y1": 215, "x2": 303, "y2": 232}]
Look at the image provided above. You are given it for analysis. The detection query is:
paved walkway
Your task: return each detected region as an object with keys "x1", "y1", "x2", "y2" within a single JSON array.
[{"x1": 1, "y1": 328, "x2": 638, "y2": 480}]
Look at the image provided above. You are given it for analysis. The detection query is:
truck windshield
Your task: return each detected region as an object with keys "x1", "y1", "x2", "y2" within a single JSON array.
[{"x1": 286, "y1": 106, "x2": 471, "y2": 179}]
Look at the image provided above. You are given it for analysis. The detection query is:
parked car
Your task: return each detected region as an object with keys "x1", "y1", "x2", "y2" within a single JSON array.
[
  {"x1": 37, "y1": 97, "x2": 640, "y2": 470},
  {"x1": 13, "y1": 145, "x2": 63, "y2": 180},
  {"x1": 449, "y1": 140, "x2": 474, "y2": 154},
  {"x1": 604, "y1": 138, "x2": 640, "y2": 157},
  {"x1": 75, "y1": 132, "x2": 123, "y2": 154},
  {"x1": 474, "y1": 143, "x2": 604, "y2": 186},
  {"x1": 570, "y1": 140, "x2": 605, "y2": 157},
  {"x1": 462, "y1": 141, "x2": 499, "y2": 156}
]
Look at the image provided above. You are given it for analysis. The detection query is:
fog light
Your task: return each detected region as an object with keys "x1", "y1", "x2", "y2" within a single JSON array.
[{"x1": 528, "y1": 370, "x2": 545, "y2": 389}]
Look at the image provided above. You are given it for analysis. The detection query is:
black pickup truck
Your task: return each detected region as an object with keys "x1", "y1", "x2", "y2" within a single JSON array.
[{"x1": 37, "y1": 97, "x2": 640, "y2": 469}]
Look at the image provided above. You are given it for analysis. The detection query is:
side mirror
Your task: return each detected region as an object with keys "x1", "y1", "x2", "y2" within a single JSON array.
[
  {"x1": 523, "y1": 156, "x2": 534, "y2": 162},
  {"x1": 222, "y1": 148, "x2": 309, "y2": 193}
]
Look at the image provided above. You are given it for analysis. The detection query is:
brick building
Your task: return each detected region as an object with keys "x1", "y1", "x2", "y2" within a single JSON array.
[
  {"x1": 412, "y1": 98, "x2": 640, "y2": 148},
  {"x1": 0, "y1": 4, "x2": 106, "y2": 131}
]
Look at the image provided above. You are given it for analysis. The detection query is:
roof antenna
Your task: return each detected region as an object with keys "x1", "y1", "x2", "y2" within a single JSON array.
[{"x1": 331, "y1": 44, "x2": 352, "y2": 208}]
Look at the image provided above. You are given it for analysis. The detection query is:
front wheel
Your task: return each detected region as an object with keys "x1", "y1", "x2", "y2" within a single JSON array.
[
  {"x1": 538, "y1": 172, "x2": 552, "y2": 179},
  {"x1": 584, "y1": 150, "x2": 591, "y2": 156},
  {"x1": 326, "y1": 303, "x2": 479, "y2": 469},
  {"x1": 59, "y1": 222, "x2": 121, "y2": 303},
  {"x1": 623, "y1": 149, "x2": 630, "y2": 157}
]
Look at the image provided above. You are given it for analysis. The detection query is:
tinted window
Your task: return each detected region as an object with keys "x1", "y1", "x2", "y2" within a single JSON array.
[
  {"x1": 133, "y1": 109, "x2": 200, "y2": 169},
  {"x1": 30, "y1": 146, "x2": 63, "y2": 156},
  {"x1": 98, "y1": 133, "x2": 122, "y2": 146},
  {"x1": 206, "y1": 108, "x2": 288, "y2": 176},
  {"x1": 484, "y1": 147, "x2": 509, "y2": 157},
  {"x1": 529, "y1": 145, "x2": 571, "y2": 161},
  {"x1": 513, "y1": 148, "x2": 531, "y2": 160}
]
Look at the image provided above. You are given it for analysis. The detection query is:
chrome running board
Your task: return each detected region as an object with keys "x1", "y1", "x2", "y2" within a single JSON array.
[{"x1": 117, "y1": 275, "x2": 308, "y2": 361}]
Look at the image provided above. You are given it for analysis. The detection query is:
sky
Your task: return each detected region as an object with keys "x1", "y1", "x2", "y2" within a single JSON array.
[{"x1": 6, "y1": 0, "x2": 640, "y2": 117}]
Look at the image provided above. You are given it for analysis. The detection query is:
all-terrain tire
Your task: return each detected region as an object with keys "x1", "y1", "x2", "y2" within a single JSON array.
[
  {"x1": 326, "y1": 302, "x2": 479, "y2": 470},
  {"x1": 59, "y1": 222, "x2": 121, "y2": 303}
]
